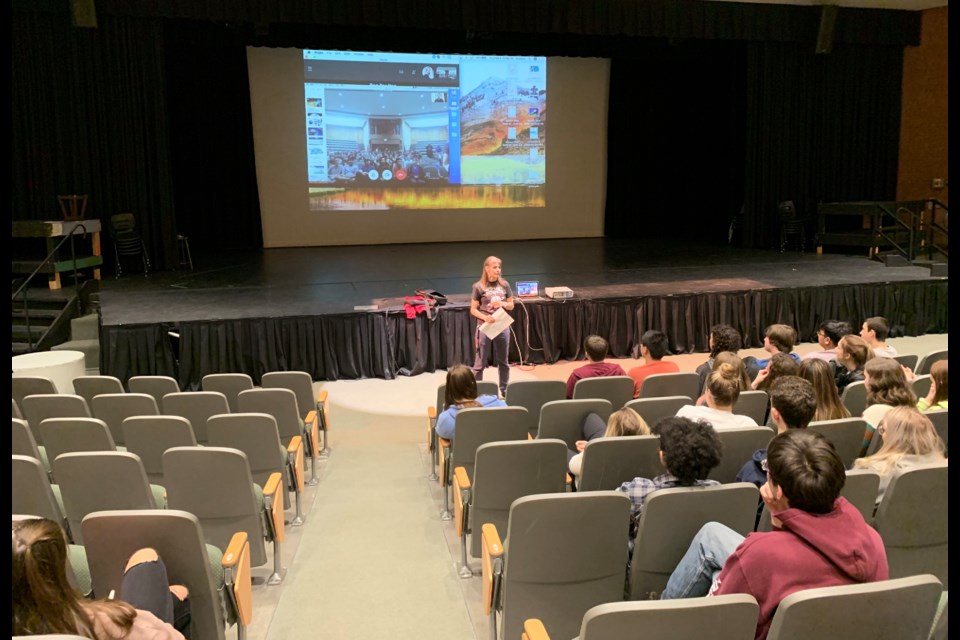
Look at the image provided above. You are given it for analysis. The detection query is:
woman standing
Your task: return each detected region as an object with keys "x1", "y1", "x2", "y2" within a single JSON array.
[{"x1": 470, "y1": 256, "x2": 515, "y2": 398}]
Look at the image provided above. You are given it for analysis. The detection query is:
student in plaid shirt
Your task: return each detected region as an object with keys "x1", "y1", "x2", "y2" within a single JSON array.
[{"x1": 617, "y1": 416, "x2": 723, "y2": 538}]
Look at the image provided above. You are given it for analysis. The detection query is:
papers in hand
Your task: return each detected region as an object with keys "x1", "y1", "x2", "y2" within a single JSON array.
[{"x1": 479, "y1": 307, "x2": 514, "y2": 340}]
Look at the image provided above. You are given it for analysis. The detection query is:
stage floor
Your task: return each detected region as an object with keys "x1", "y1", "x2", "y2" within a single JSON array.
[{"x1": 98, "y1": 238, "x2": 943, "y2": 326}]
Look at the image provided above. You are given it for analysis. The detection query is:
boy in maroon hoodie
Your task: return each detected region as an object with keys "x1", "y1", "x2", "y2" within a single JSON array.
[
  {"x1": 660, "y1": 428, "x2": 888, "y2": 640},
  {"x1": 565, "y1": 335, "x2": 626, "y2": 398}
]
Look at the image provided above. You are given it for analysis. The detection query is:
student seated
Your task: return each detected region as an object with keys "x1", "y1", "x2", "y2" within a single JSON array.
[
  {"x1": 568, "y1": 408, "x2": 650, "y2": 478},
  {"x1": 677, "y1": 363, "x2": 759, "y2": 430},
  {"x1": 627, "y1": 330, "x2": 680, "y2": 398},
  {"x1": 860, "y1": 316, "x2": 897, "y2": 358},
  {"x1": 435, "y1": 364, "x2": 506, "y2": 440},
  {"x1": 565, "y1": 335, "x2": 626, "y2": 399}
]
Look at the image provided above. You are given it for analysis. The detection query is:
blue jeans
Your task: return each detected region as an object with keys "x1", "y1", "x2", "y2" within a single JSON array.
[
  {"x1": 472, "y1": 325, "x2": 511, "y2": 397},
  {"x1": 661, "y1": 522, "x2": 744, "y2": 599}
]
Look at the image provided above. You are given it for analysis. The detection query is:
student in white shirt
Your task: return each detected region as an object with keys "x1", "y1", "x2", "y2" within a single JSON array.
[{"x1": 677, "y1": 362, "x2": 759, "y2": 431}]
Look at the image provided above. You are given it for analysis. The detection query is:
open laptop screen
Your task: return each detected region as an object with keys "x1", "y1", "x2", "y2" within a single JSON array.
[{"x1": 515, "y1": 281, "x2": 539, "y2": 297}]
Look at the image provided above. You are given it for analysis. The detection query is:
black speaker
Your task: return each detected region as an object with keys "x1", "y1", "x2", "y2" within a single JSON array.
[
  {"x1": 815, "y1": 5, "x2": 838, "y2": 54},
  {"x1": 70, "y1": 0, "x2": 98, "y2": 28}
]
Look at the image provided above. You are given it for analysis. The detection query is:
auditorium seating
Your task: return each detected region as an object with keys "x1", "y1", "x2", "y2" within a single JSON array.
[
  {"x1": 576, "y1": 435, "x2": 663, "y2": 491},
  {"x1": 72, "y1": 374, "x2": 125, "y2": 408},
  {"x1": 537, "y1": 399, "x2": 612, "y2": 450},
  {"x1": 127, "y1": 374, "x2": 181, "y2": 407},
  {"x1": 505, "y1": 379, "x2": 567, "y2": 438},
  {"x1": 624, "y1": 396, "x2": 691, "y2": 428},
  {"x1": 90, "y1": 392, "x2": 159, "y2": 446},
  {"x1": 807, "y1": 417, "x2": 870, "y2": 469},
  {"x1": 427, "y1": 380, "x2": 499, "y2": 481},
  {"x1": 707, "y1": 426, "x2": 776, "y2": 484},
  {"x1": 572, "y1": 376, "x2": 635, "y2": 410},
  {"x1": 162, "y1": 390, "x2": 230, "y2": 445},
  {"x1": 122, "y1": 415, "x2": 197, "y2": 484},
  {"x1": 201, "y1": 373, "x2": 254, "y2": 412}
]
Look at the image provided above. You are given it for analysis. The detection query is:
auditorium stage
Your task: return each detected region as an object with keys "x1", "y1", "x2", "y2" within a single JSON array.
[{"x1": 96, "y1": 238, "x2": 948, "y2": 388}]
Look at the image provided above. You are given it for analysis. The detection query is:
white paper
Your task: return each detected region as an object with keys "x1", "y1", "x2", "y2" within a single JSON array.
[{"x1": 479, "y1": 307, "x2": 514, "y2": 340}]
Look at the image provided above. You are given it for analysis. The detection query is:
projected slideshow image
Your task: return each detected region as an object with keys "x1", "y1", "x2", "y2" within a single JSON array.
[{"x1": 304, "y1": 50, "x2": 546, "y2": 211}]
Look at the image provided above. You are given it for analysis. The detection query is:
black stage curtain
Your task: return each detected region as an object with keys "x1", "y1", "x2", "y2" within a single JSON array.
[
  {"x1": 12, "y1": 9, "x2": 179, "y2": 270},
  {"x1": 105, "y1": 281, "x2": 948, "y2": 387}
]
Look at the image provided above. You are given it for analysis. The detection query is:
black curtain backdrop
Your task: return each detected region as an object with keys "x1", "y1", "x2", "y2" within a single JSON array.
[{"x1": 103, "y1": 279, "x2": 947, "y2": 388}]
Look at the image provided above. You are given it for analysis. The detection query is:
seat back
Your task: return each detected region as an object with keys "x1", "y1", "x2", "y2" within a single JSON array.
[
  {"x1": 122, "y1": 415, "x2": 198, "y2": 484},
  {"x1": 893, "y1": 354, "x2": 919, "y2": 370},
  {"x1": 629, "y1": 483, "x2": 760, "y2": 599},
  {"x1": 838, "y1": 468, "x2": 881, "y2": 523},
  {"x1": 808, "y1": 418, "x2": 869, "y2": 469},
  {"x1": 577, "y1": 436, "x2": 663, "y2": 491},
  {"x1": 575, "y1": 594, "x2": 760, "y2": 640},
  {"x1": 13, "y1": 397, "x2": 23, "y2": 420},
  {"x1": 733, "y1": 390, "x2": 769, "y2": 425},
  {"x1": 22, "y1": 394, "x2": 91, "y2": 435},
  {"x1": 201, "y1": 373, "x2": 254, "y2": 412},
  {"x1": 468, "y1": 439, "x2": 568, "y2": 558},
  {"x1": 572, "y1": 376, "x2": 635, "y2": 410},
  {"x1": 52, "y1": 451, "x2": 156, "y2": 544},
  {"x1": 12, "y1": 454, "x2": 65, "y2": 525},
  {"x1": 163, "y1": 446, "x2": 267, "y2": 568},
  {"x1": 452, "y1": 407, "x2": 529, "y2": 481},
  {"x1": 538, "y1": 399, "x2": 613, "y2": 450},
  {"x1": 261, "y1": 371, "x2": 316, "y2": 418},
  {"x1": 638, "y1": 372, "x2": 700, "y2": 400},
  {"x1": 206, "y1": 413, "x2": 289, "y2": 509},
  {"x1": 82, "y1": 509, "x2": 227, "y2": 640},
  {"x1": 500, "y1": 492, "x2": 632, "y2": 640},
  {"x1": 926, "y1": 409, "x2": 948, "y2": 451},
  {"x1": 127, "y1": 375, "x2": 180, "y2": 407},
  {"x1": 707, "y1": 426, "x2": 776, "y2": 483},
  {"x1": 90, "y1": 393, "x2": 159, "y2": 446},
  {"x1": 72, "y1": 375, "x2": 125, "y2": 408},
  {"x1": 37, "y1": 418, "x2": 116, "y2": 468},
  {"x1": 237, "y1": 388, "x2": 302, "y2": 446},
  {"x1": 915, "y1": 349, "x2": 947, "y2": 376},
  {"x1": 911, "y1": 374, "x2": 933, "y2": 399},
  {"x1": 434, "y1": 380, "x2": 500, "y2": 413},
  {"x1": 840, "y1": 381, "x2": 867, "y2": 417},
  {"x1": 505, "y1": 380, "x2": 567, "y2": 437},
  {"x1": 623, "y1": 396, "x2": 691, "y2": 428},
  {"x1": 12, "y1": 418, "x2": 44, "y2": 461},
  {"x1": 162, "y1": 391, "x2": 230, "y2": 445},
  {"x1": 12, "y1": 375, "x2": 58, "y2": 407},
  {"x1": 765, "y1": 574, "x2": 943, "y2": 640},
  {"x1": 873, "y1": 462, "x2": 948, "y2": 588}
]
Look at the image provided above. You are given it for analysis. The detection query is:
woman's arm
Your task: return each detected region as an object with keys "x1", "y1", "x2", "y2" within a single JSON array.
[{"x1": 470, "y1": 298, "x2": 493, "y2": 323}]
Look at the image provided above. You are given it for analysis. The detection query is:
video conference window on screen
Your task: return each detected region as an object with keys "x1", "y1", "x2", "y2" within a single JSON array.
[{"x1": 304, "y1": 50, "x2": 546, "y2": 210}]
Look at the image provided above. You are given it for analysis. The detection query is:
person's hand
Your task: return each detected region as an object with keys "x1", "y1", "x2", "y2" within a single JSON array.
[
  {"x1": 926, "y1": 378, "x2": 938, "y2": 405},
  {"x1": 752, "y1": 367, "x2": 770, "y2": 389},
  {"x1": 575, "y1": 440, "x2": 588, "y2": 452},
  {"x1": 490, "y1": 299, "x2": 502, "y2": 309},
  {"x1": 484, "y1": 315, "x2": 495, "y2": 323},
  {"x1": 760, "y1": 479, "x2": 789, "y2": 527},
  {"x1": 901, "y1": 365, "x2": 916, "y2": 381},
  {"x1": 695, "y1": 393, "x2": 707, "y2": 406}
]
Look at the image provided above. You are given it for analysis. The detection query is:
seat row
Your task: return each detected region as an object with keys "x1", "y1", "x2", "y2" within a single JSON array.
[{"x1": 463, "y1": 461, "x2": 946, "y2": 640}]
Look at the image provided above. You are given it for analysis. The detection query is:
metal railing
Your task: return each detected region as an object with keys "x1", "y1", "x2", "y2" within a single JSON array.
[
  {"x1": 11, "y1": 222, "x2": 90, "y2": 352},
  {"x1": 920, "y1": 199, "x2": 949, "y2": 260}
]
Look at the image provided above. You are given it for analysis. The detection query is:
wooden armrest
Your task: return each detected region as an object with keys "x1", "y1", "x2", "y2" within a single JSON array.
[
  {"x1": 481, "y1": 523, "x2": 504, "y2": 615},
  {"x1": 316, "y1": 389, "x2": 328, "y2": 404},
  {"x1": 527, "y1": 432, "x2": 534, "y2": 440},
  {"x1": 453, "y1": 466, "x2": 471, "y2": 537},
  {"x1": 287, "y1": 435, "x2": 305, "y2": 492},
  {"x1": 565, "y1": 473, "x2": 572, "y2": 485},
  {"x1": 303, "y1": 411, "x2": 320, "y2": 457},
  {"x1": 222, "y1": 531, "x2": 252, "y2": 626},
  {"x1": 453, "y1": 466, "x2": 471, "y2": 490},
  {"x1": 427, "y1": 405, "x2": 437, "y2": 419},
  {"x1": 263, "y1": 472, "x2": 285, "y2": 544},
  {"x1": 523, "y1": 619, "x2": 550, "y2": 640}
]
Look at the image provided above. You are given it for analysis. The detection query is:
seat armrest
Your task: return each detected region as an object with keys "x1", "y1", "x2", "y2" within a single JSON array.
[
  {"x1": 527, "y1": 433, "x2": 534, "y2": 440},
  {"x1": 523, "y1": 619, "x2": 550, "y2": 640},
  {"x1": 454, "y1": 466, "x2": 472, "y2": 537},
  {"x1": 427, "y1": 405, "x2": 437, "y2": 420},
  {"x1": 222, "y1": 531, "x2": 252, "y2": 626},
  {"x1": 316, "y1": 389, "x2": 328, "y2": 405},
  {"x1": 303, "y1": 411, "x2": 320, "y2": 458},
  {"x1": 565, "y1": 474, "x2": 572, "y2": 486},
  {"x1": 287, "y1": 436, "x2": 305, "y2": 492},
  {"x1": 482, "y1": 523, "x2": 504, "y2": 616},
  {"x1": 438, "y1": 437, "x2": 451, "y2": 487},
  {"x1": 263, "y1": 472, "x2": 285, "y2": 544}
]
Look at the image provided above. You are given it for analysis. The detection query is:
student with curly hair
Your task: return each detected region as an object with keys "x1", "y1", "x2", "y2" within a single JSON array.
[
  {"x1": 616, "y1": 416, "x2": 723, "y2": 540},
  {"x1": 13, "y1": 517, "x2": 190, "y2": 639}
]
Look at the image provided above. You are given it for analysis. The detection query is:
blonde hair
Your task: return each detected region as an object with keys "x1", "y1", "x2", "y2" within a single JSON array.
[
  {"x1": 478, "y1": 256, "x2": 507, "y2": 287},
  {"x1": 838, "y1": 335, "x2": 874, "y2": 370},
  {"x1": 712, "y1": 351, "x2": 751, "y2": 390},
  {"x1": 604, "y1": 408, "x2": 650, "y2": 438},
  {"x1": 707, "y1": 362, "x2": 743, "y2": 407},
  {"x1": 854, "y1": 406, "x2": 946, "y2": 476}
]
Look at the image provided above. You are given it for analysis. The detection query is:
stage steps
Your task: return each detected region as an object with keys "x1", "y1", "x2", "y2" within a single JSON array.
[{"x1": 11, "y1": 279, "x2": 100, "y2": 357}]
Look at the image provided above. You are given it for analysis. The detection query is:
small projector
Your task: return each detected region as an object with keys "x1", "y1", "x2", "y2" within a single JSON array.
[{"x1": 545, "y1": 286, "x2": 574, "y2": 300}]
